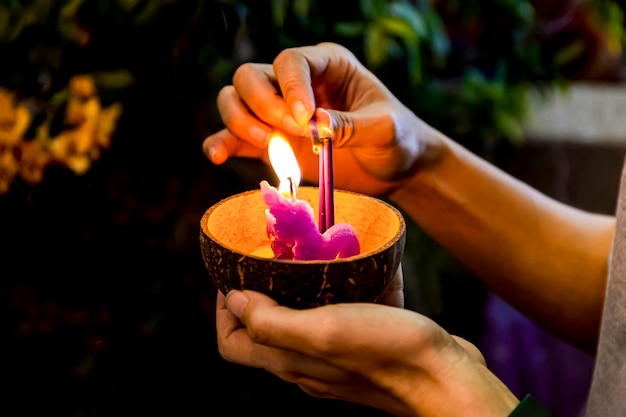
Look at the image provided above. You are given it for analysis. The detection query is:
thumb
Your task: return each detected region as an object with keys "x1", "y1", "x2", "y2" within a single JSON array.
[
  {"x1": 225, "y1": 290, "x2": 279, "y2": 321},
  {"x1": 225, "y1": 290, "x2": 313, "y2": 351},
  {"x1": 377, "y1": 264, "x2": 405, "y2": 308},
  {"x1": 314, "y1": 106, "x2": 394, "y2": 149}
]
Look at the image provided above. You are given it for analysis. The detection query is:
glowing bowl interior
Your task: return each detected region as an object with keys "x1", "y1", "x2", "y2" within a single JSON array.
[{"x1": 200, "y1": 186, "x2": 406, "y2": 309}]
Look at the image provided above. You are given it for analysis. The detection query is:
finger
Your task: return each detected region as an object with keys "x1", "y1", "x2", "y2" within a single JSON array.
[
  {"x1": 273, "y1": 42, "x2": 358, "y2": 127},
  {"x1": 217, "y1": 85, "x2": 273, "y2": 147},
  {"x1": 225, "y1": 290, "x2": 334, "y2": 357},
  {"x1": 215, "y1": 290, "x2": 244, "y2": 344},
  {"x1": 226, "y1": 290, "x2": 311, "y2": 350},
  {"x1": 216, "y1": 290, "x2": 249, "y2": 337},
  {"x1": 220, "y1": 331, "x2": 348, "y2": 385},
  {"x1": 233, "y1": 63, "x2": 307, "y2": 137},
  {"x1": 218, "y1": 292, "x2": 346, "y2": 381},
  {"x1": 378, "y1": 265, "x2": 404, "y2": 308},
  {"x1": 217, "y1": 290, "x2": 279, "y2": 366},
  {"x1": 202, "y1": 128, "x2": 268, "y2": 165},
  {"x1": 272, "y1": 47, "x2": 317, "y2": 127},
  {"x1": 316, "y1": 106, "x2": 395, "y2": 150},
  {"x1": 228, "y1": 290, "x2": 387, "y2": 358}
]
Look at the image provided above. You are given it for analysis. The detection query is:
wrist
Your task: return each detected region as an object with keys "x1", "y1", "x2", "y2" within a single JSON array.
[
  {"x1": 393, "y1": 334, "x2": 520, "y2": 417},
  {"x1": 387, "y1": 129, "x2": 454, "y2": 217},
  {"x1": 406, "y1": 363, "x2": 520, "y2": 417},
  {"x1": 430, "y1": 360, "x2": 519, "y2": 417}
]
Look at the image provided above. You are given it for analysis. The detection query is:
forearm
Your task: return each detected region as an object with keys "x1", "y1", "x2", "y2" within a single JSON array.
[{"x1": 390, "y1": 128, "x2": 614, "y2": 352}]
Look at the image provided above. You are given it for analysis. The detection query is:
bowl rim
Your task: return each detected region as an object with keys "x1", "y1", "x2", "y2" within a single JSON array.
[{"x1": 200, "y1": 186, "x2": 406, "y2": 265}]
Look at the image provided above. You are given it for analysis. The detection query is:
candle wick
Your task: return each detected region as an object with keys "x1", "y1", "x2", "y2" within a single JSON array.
[{"x1": 287, "y1": 176, "x2": 296, "y2": 201}]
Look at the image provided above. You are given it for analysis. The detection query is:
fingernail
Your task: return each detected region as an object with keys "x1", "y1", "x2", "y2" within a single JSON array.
[
  {"x1": 226, "y1": 290, "x2": 249, "y2": 319},
  {"x1": 208, "y1": 146, "x2": 219, "y2": 161},
  {"x1": 282, "y1": 113, "x2": 304, "y2": 133},
  {"x1": 206, "y1": 145, "x2": 225, "y2": 164},
  {"x1": 292, "y1": 101, "x2": 309, "y2": 126},
  {"x1": 249, "y1": 126, "x2": 270, "y2": 147}
]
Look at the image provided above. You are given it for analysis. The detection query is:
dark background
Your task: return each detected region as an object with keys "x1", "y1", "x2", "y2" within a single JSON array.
[{"x1": 3, "y1": 1, "x2": 626, "y2": 416}]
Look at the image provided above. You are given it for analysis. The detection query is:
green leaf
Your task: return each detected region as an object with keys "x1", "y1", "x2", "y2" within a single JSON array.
[
  {"x1": 0, "y1": 8, "x2": 11, "y2": 41},
  {"x1": 494, "y1": 110, "x2": 524, "y2": 144},
  {"x1": 271, "y1": 0, "x2": 289, "y2": 27},
  {"x1": 292, "y1": 0, "x2": 311, "y2": 24},
  {"x1": 334, "y1": 21, "x2": 366, "y2": 38},
  {"x1": 378, "y1": 16, "x2": 417, "y2": 42},
  {"x1": 422, "y1": 11, "x2": 450, "y2": 65},
  {"x1": 1, "y1": 0, "x2": 53, "y2": 43},
  {"x1": 554, "y1": 40, "x2": 585, "y2": 67},
  {"x1": 359, "y1": 0, "x2": 375, "y2": 19},
  {"x1": 405, "y1": 37, "x2": 421, "y2": 84},
  {"x1": 360, "y1": 0, "x2": 386, "y2": 19},
  {"x1": 364, "y1": 23, "x2": 388, "y2": 68},
  {"x1": 58, "y1": 0, "x2": 89, "y2": 44},
  {"x1": 93, "y1": 70, "x2": 135, "y2": 89},
  {"x1": 514, "y1": 1, "x2": 534, "y2": 22},
  {"x1": 132, "y1": 0, "x2": 163, "y2": 25},
  {"x1": 387, "y1": 1, "x2": 426, "y2": 37},
  {"x1": 118, "y1": 0, "x2": 142, "y2": 11}
]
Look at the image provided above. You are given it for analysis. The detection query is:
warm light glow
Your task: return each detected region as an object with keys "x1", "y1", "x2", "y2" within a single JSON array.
[{"x1": 268, "y1": 135, "x2": 301, "y2": 197}]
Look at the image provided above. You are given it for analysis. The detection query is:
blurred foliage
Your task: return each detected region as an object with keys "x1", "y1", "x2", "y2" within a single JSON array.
[
  {"x1": 1, "y1": 0, "x2": 624, "y2": 191},
  {"x1": 2, "y1": 2, "x2": 625, "y2": 415},
  {"x1": 1, "y1": 0, "x2": 624, "y2": 316},
  {"x1": 0, "y1": 0, "x2": 239, "y2": 193},
  {"x1": 241, "y1": 0, "x2": 625, "y2": 152},
  {"x1": 234, "y1": 0, "x2": 625, "y2": 315}
]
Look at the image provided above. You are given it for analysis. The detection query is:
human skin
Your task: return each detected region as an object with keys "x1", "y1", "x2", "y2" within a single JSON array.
[
  {"x1": 203, "y1": 42, "x2": 615, "y2": 351},
  {"x1": 203, "y1": 42, "x2": 615, "y2": 414},
  {"x1": 217, "y1": 270, "x2": 520, "y2": 417}
]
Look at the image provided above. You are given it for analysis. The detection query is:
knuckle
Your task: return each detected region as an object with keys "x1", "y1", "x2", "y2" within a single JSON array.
[
  {"x1": 232, "y1": 62, "x2": 254, "y2": 85},
  {"x1": 216, "y1": 85, "x2": 234, "y2": 105},
  {"x1": 274, "y1": 47, "x2": 299, "y2": 66},
  {"x1": 217, "y1": 338, "x2": 236, "y2": 363},
  {"x1": 243, "y1": 311, "x2": 272, "y2": 344}
]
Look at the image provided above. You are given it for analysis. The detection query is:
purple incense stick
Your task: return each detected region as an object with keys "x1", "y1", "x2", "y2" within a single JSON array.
[
  {"x1": 322, "y1": 137, "x2": 334, "y2": 232},
  {"x1": 318, "y1": 139, "x2": 326, "y2": 233},
  {"x1": 309, "y1": 120, "x2": 334, "y2": 233}
]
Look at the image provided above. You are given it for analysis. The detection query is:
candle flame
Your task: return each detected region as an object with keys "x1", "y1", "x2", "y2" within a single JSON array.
[
  {"x1": 309, "y1": 117, "x2": 333, "y2": 154},
  {"x1": 268, "y1": 135, "x2": 301, "y2": 197},
  {"x1": 309, "y1": 119, "x2": 322, "y2": 154}
]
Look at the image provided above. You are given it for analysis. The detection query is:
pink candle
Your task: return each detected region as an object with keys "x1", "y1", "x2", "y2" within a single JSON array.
[
  {"x1": 262, "y1": 135, "x2": 359, "y2": 261},
  {"x1": 261, "y1": 180, "x2": 360, "y2": 261}
]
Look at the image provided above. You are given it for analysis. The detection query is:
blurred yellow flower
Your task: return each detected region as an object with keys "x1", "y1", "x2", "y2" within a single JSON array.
[{"x1": 0, "y1": 75, "x2": 123, "y2": 193}]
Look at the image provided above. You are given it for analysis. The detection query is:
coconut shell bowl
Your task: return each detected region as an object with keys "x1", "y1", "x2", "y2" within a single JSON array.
[{"x1": 199, "y1": 186, "x2": 406, "y2": 309}]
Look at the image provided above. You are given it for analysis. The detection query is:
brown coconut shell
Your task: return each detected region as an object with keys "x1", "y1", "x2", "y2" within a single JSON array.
[{"x1": 199, "y1": 186, "x2": 406, "y2": 309}]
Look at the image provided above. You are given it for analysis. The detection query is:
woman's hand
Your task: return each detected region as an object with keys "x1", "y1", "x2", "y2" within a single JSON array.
[
  {"x1": 203, "y1": 42, "x2": 442, "y2": 197},
  {"x1": 216, "y1": 267, "x2": 519, "y2": 417}
]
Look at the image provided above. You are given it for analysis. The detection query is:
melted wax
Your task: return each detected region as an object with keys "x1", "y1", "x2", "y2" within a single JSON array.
[{"x1": 260, "y1": 180, "x2": 360, "y2": 260}]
